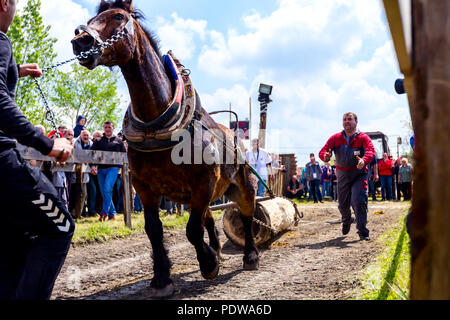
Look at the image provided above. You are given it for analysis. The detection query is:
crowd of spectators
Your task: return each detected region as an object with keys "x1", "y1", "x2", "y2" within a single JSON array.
[
  {"x1": 29, "y1": 116, "x2": 178, "y2": 223},
  {"x1": 285, "y1": 152, "x2": 413, "y2": 203},
  {"x1": 29, "y1": 119, "x2": 414, "y2": 221}
]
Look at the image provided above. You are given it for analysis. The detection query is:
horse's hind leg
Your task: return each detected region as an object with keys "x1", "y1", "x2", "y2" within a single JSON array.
[
  {"x1": 225, "y1": 167, "x2": 259, "y2": 270},
  {"x1": 204, "y1": 208, "x2": 222, "y2": 260},
  {"x1": 187, "y1": 200, "x2": 220, "y2": 280}
]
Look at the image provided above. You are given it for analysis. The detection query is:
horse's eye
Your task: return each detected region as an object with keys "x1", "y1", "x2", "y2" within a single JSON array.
[{"x1": 114, "y1": 14, "x2": 124, "y2": 21}]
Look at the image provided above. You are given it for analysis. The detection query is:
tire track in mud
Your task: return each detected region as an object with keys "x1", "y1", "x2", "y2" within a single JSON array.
[{"x1": 51, "y1": 202, "x2": 409, "y2": 300}]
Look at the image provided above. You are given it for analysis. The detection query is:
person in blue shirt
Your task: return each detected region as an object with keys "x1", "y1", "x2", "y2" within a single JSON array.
[{"x1": 306, "y1": 153, "x2": 323, "y2": 203}]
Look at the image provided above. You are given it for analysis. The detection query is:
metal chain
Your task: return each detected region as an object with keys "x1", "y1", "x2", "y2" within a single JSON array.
[
  {"x1": 42, "y1": 29, "x2": 127, "y2": 73},
  {"x1": 34, "y1": 28, "x2": 129, "y2": 134},
  {"x1": 252, "y1": 196, "x2": 304, "y2": 234},
  {"x1": 252, "y1": 216, "x2": 277, "y2": 235},
  {"x1": 33, "y1": 77, "x2": 60, "y2": 137}
]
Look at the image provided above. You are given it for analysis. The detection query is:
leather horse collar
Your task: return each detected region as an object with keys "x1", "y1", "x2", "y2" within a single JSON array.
[{"x1": 123, "y1": 51, "x2": 198, "y2": 152}]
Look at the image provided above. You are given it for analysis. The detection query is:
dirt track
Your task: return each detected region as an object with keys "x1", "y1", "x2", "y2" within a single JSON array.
[{"x1": 51, "y1": 202, "x2": 409, "y2": 300}]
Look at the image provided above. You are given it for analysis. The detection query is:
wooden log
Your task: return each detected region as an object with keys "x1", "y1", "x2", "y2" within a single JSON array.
[{"x1": 222, "y1": 197, "x2": 299, "y2": 247}]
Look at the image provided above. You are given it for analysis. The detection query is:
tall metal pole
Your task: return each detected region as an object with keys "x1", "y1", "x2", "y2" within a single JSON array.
[
  {"x1": 249, "y1": 97, "x2": 252, "y2": 143},
  {"x1": 257, "y1": 84, "x2": 273, "y2": 150},
  {"x1": 258, "y1": 110, "x2": 267, "y2": 149}
]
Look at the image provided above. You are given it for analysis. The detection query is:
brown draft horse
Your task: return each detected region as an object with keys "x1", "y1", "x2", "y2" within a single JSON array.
[{"x1": 72, "y1": 0, "x2": 259, "y2": 298}]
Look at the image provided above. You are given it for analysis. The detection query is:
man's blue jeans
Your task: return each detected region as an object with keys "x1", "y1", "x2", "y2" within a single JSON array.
[
  {"x1": 380, "y1": 175, "x2": 393, "y2": 200},
  {"x1": 97, "y1": 167, "x2": 119, "y2": 217},
  {"x1": 310, "y1": 179, "x2": 322, "y2": 202},
  {"x1": 368, "y1": 179, "x2": 377, "y2": 200},
  {"x1": 322, "y1": 181, "x2": 331, "y2": 197},
  {"x1": 134, "y1": 195, "x2": 143, "y2": 212},
  {"x1": 257, "y1": 180, "x2": 266, "y2": 197}
]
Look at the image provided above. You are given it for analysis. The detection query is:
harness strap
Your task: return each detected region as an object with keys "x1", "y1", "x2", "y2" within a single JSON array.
[
  {"x1": 75, "y1": 25, "x2": 104, "y2": 46},
  {"x1": 123, "y1": 51, "x2": 197, "y2": 152}
]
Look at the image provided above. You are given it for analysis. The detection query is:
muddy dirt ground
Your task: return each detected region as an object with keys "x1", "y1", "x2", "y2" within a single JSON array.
[{"x1": 51, "y1": 202, "x2": 409, "y2": 300}]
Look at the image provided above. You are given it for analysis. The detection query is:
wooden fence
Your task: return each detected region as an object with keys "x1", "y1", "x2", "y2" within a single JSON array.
[
  {"x1": 17, "y1": 144, "x2": 133, "y2": 229},
  {"x1": 17, "y1": 145, "x2": 296, "y2": 229}
]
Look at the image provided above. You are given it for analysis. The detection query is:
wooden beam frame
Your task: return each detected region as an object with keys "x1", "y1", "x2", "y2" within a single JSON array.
[{"x1": 382, "y1": 0, "x2": 414, "y2": 105}]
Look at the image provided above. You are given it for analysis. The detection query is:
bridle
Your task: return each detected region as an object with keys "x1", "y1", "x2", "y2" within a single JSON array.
[
  {"x1": 74, "y1": 16, "x2": 135, "y2": 59},
  {"x1": 34, "y1": 15, "x2": 136, "y2": 137}
]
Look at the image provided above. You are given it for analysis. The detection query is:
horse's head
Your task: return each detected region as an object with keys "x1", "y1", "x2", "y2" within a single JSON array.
[{"x1": 71, "y1": 0, "x2": 137, "y2": 70}]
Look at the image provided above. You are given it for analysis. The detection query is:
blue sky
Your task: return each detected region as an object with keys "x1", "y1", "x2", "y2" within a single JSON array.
[{"x1": 24, "y1": 0, "x2": 412, "y2": 165}]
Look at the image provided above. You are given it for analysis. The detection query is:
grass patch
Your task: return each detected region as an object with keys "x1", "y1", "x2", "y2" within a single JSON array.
[
  {"x1": 72, "y1": 210, "x2": 222, "y2": 245},
  {"x1": 358, "y1": 212, "x2": 411, "y2": 300}
]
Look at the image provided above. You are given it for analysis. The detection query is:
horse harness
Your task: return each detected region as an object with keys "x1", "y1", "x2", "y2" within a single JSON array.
[{"x1": 122, "y1": 51, "x2": 240, "y2": 158}]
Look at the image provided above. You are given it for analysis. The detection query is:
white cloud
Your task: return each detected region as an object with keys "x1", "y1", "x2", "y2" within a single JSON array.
[
  {"x1": 38, "y1": 0, "x2": 91, "y2": 71},
  {"x1": 200, "y1": 84, "x2": 252, "y2": 123},
  {"x1": 197, "y1": 0, "x2": 387, "y2": 80},
  {"x1": 187, "y1": 0, "x2": 408, "y2": 164},
  {"x1": 155, "y1": 13, "x2": 208, "y2": 60},
  {"x1": 22, "y1": 0, "x2": 410, "y2": 165}
]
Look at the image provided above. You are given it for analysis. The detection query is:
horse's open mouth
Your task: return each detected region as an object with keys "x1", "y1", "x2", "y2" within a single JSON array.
[{"x1": 77, "y1": 55, "x2": 99, "y2": 70}]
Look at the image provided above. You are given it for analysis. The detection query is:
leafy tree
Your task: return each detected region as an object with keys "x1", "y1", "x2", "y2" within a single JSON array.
[
  {"x1": 7, "y1": 0, "x2": 124, "y2": 133},
  {"x1": 50, "y1": 63, "x2": 123, "y2": 133},
  {"x1": 7, "y1": 0, "x2": 58, "y2": 127}
]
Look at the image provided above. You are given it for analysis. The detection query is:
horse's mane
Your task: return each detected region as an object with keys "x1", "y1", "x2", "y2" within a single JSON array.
[{"x1": 97, "y1": 0, "x2": 163, "y2": 58}]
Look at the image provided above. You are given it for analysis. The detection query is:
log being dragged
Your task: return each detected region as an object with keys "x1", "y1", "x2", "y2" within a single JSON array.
[{"x1": 222, "y1": 197, "x2": 302, "y2": 247}]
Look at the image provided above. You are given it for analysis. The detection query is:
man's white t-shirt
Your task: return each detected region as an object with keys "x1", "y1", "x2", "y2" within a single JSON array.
[{"x1": 246, "y1": 149, "x2": 272, "y2": 180}]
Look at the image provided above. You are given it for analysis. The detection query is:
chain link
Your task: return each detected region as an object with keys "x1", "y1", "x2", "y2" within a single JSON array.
[
  {"x1": 252, "y1": 196, "x2": 304, "y2": 234},
  {"x1": 42, "y1": 29, "x2": 127, "y2": 73},
  {"x1": 252, "y1": 216, "x2": 277, "y2": 235},
  {"x1": 33, "y1": 78, "x2": 60, "y2": 137},
  {"x1": 34, "y1": 28, "x2": 129, "y2": 134}
]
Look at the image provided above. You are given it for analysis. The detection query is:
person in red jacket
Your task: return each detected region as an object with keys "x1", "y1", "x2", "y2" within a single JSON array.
[
  {"x1": 319, "y1": 112, "x2": 375, "y2": 241},
  {"x1": 378, "y1": 153, "x2": 394, "y2": 201}
]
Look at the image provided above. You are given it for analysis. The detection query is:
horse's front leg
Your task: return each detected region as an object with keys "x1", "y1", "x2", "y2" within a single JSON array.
[
  {"x1": 143, "y1": 202, "x2": 174, "y2": 297},
  {"x1": 134, "y1": 178, "x2": 174, "y2": 298},
  {"x1": 187, "y1": 203, "x2": 220, "y2": 280}
]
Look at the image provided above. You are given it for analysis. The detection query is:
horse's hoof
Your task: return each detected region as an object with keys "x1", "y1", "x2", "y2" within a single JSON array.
[
  {"x1": 201, "y1": 262, "x2": 220, "y2": 280},
  {"x1": 243, "y1": 252, "x2": 259, "y2": 270},
  {"x1": 243, "y1": 260, "x2": 259, "y2": 270},
  {"x1": 149, "y1": 283, "x2": 175, "y2": 299},
  {"x1": 217, "y1": 248, "x2": 225, "y2": 263}
]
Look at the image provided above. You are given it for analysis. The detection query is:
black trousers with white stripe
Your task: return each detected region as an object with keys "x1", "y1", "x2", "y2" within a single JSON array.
[{"x1": 0, "y1": 148, "x2": 74, "y2": 300}]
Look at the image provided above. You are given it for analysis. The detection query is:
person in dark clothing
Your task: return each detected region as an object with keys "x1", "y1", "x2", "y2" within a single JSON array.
[
  {"x1": 90, "y1": 121, "x2": 127, "y2": 221},
  {"x1": 368, "y1": 157, "x2": 379, "y2": 201},
  {"x1": 306, "y1": 153, "x2": 323, "y2": 203},
  {"x1": 0, "y1": 0, "x2": 75, "y2": 300},
  {"x1": 286, "y1": 175, "x2": 303, "y2": 200},
  {"x1": 73, "y1": 115, "x2": 86, "y2": 138}
]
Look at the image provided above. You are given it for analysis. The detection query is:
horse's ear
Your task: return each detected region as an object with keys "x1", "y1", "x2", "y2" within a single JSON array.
[{"x1": 122, "y1": 0, "x2": 134, "y2": 12}]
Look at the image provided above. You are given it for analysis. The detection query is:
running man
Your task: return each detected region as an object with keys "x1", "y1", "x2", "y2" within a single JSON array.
[{"x1": 319, "y1": 112, "x2": 375, "y2": 241}]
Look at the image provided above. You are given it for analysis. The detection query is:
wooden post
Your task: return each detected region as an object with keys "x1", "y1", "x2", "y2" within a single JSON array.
[
  {"x1": 258, "y1": 112, "x2": 267, "y2": 150},
  {"x1": 409, "y1": 0, "x2": 450, "y2": 300},
  {"x1": 122, "y1": 163, "x2": 132, "y2": 229}
]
